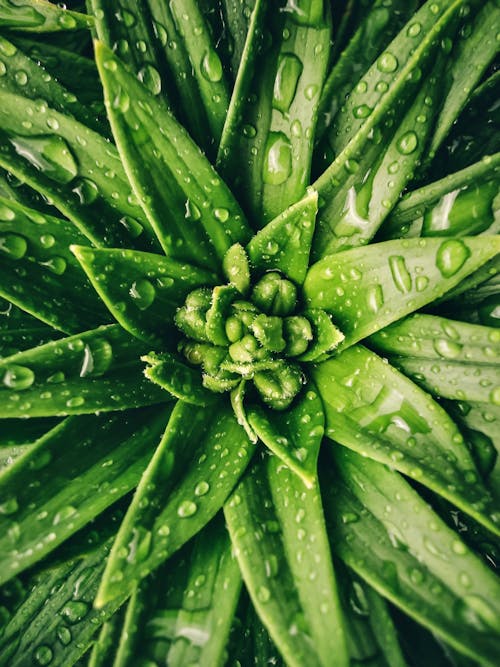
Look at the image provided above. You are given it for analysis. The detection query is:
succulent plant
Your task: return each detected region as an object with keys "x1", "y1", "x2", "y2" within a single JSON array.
[{"x1": 0, "y1": 0, "x2": 499, "y2": 665}]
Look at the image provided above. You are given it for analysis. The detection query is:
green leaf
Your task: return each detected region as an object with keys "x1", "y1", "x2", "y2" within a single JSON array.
[
  {"x1": 247, "y1": 380, "x2": 324, "y2": 487},
  {"x1": 313, "y1": 345, "x2": 499, "y2": 536},
  {"x1": 88, "y1": 607, "x2": 126, "y2": 667},
  {"x1": 322, "y1": 447, "x2": 500, "y2": 666},
  {"x1": 314, "y1": 61, "x2": 445, "y2": 257},
  {"x1": 428, "y1": 1, "x2": 500, "y2": 157},
  {"x1": 224, "y1": 454, "x2": 349, "y2": 667},
  {"x1": 0, "y1": 196, "x2": 110, "y2": 333},
  {"x1": 380, "y1": 153, "x2": 500, "y2": 240},
  {"x1": 298, "y1": 309, "x2": 344, "y2": 361},
  {"x1": 369, "y1": 314, "x2": 500, "y2": 403},
  {"x1": 0, "y1": 405, "x2": 170, "y2": 585},
  {"x1": 0, "y1": 416, "x2": 58, "y2": 447},
  {"x1": 95, "y1": 41, "x2": 252, "y2": 271},
  {"x1": 223, "y1": 243, "x2": 251, "y2": 295},
  {"x1": 0, "y1": 0, "x2": 94, "y2": 32},
  {"x1": 72, "y1": 245, "x2": 217, "y2": 344},
  {"x1": 113, "y1": 516, "x2": 242, "y2": 667},
  {"x1": 0, "y1": 324, "x2": 168, "y2": 417},
  {"x1": 218, "y1": 0, "x2": 332, "y2": 225},
  {"x1": 0, "y1": 91, "x2": 157, "y2": 251},
  {"x1": 0, "y1": 299, "x2": 63, "y2": 357},
  {"x1": 96, "y1": 400, "x2": 253, "y2": 607},
  {"x1": 143, "y1": 352, "x2": 216, "y2": 406},
  {"x1": 246, "y1": 188, "x2": 317, "y2": 285},
  {"x1": 0, "y1": 35, "x2": 105, "y2": 134},
  {"x1": 304, "y1": 236, "x2": 500, "y2": 348}
]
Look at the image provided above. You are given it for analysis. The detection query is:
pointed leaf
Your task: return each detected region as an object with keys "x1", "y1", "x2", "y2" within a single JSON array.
[
  {"x1": 95, "y1": 42, "x2": 251, "y2": 270},
  {"x1": 380, "y1": 153, "x2": 500, "y2": 240},
  {"x1": 0, "y1": 197, "x2": 110, "y2": 333},
  {"x1": 0, "y1": 406, "x2": 170, "y2": 584},
  {"x1": 96, "y1": 400, "x2": 253, "y2": 607},
  {"x1": 0, "y1": 91, "x2": 156, "y2": 251},
  {"x1": 223, "y1": 243, "x2": 251, "y2": 295},
  {"x1": 246, "y1": 188, "x2": 317, "y2": 285},
  {"x1": 0, "y1": 35, "x2": 105, "y2": 133},
  {"x1": 224, "y1": 454, "x2": 349, "y2": 667},
  {"x1": 143, "y1": 352, "x2": 215, "y2": 406},
  {"x1": 312, "y1": 345, "x2": 499, "y2": 536},
  {"x1": 299, "y1": 309, "x2": 344, "y2": 361},
  {"x1": 0, "y1": 324, "x2": 167, "y2": 417},
  {"x1": 322, "y1": 448, "x2": 500, "y2": 666},
  {"x1": 230, "y1": 379, "x2": 257, "y2": 443},
  {"x1": 88, "y1": 607, "x2": 126, "y2": 667},
  {"x1": 247, "y1": 380, "x2": 324, "y2": 487},
  {"x1": 0, "y1": 300, "x2": 62, "y2": 356},
  {"x1": 304, "y1": 236, "x2": 500, "y2": 348},
  {"x1": 0, "y1": 1, "x2": 94, "y2": 32},
  {"x1": 72, "y1": 245, "x2": 217, "y2": 344}
]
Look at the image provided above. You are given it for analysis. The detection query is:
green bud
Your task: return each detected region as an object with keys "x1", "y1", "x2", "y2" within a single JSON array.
[
  {"x1": 203, "y1": 372, "x2": 239, "y2": 393},
  {"x1": 283, "y1": 316, "x2": 313, "y2": 357},
  {"x1": 175, "y1": 306, "x2": 209, "y2": 342},
  {"x1": 251, "y1": 272, "x2": 297, "y2": 316},
  {"x1": 225, "y1": 315, "x2": 244, "y2": 343},
  {"x1": 229, "y1": 334, "x2": 261, "y2": 363},
  {"x1": 251, "y1": 314, "x2": 286, "y2": 353},
  {"x1": 253, "y1": 362, "x2": 303, "y2": 410},
  {"x1": 222, "y1": 243, "x2": 251, "y2": 294},
  {"x1": 185, "y1": 287, "x2": 212, "y2": 310}
]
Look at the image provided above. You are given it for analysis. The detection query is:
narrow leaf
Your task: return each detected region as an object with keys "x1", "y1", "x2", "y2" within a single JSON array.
[
  {"x1": 143, "y1": 352, "x2": 216, "y2": 406},
  {"x1": 322, "y1": 447, "x2": 500, "y2": 666},
  {"x1": 304, "y1": 236, "x2": 500, "y2": 348},
  {"x1": 312, "y1": 345, "x2": 499, "y2": 535},
  {"x1": 247, "y1": 380, "x2": 324, "y2": 487},
  {"x1": 96, "y1": 400, "x2": 253, "y2": 607},
  {"x1": 72, "y1": 245, "x2": 217, "y2": 344},
  {"x1": 88, "y1": 607, "x2": 126, "y2": 667},
  {"x1": 0, "y1": 196, "x2": 110, "y2": 333},
  {"x1": 0, "y1": 406, "x2": 170, "y2": 585},
  {"x1": 0, "y1": 324, "x2": 167, "y2": 417},
  {"x1": 0, "y1": 91, "x2": 156, "y2": 250},
  {"x1": 224, "y1": 454, "x2": 349, "y2": 667},
  {"x1": 0, "y1": 0, "x2": 93, "y2": 32},
  {"x1": 95, "y1": 41, "x2": 251, "y2": 271},
  {"x1": 246, "y1": 188, "x2": 317, "y2": 285}
]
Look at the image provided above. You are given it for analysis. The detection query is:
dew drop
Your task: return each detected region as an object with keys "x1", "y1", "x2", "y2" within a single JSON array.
[
  {"x1": 10, "y1": 135, "x2": 78, "y2": 185},
  {"x1": 201, "y1": 49, "x2": 223, "y2": 82},
  {"x1": 3, "y1": 365, "x2": 35, "y2": 390},
  {"x1": 61, "y1": 600, "x2": 89, "y2": 624},
  {"x1": 397, "y1": 131, "x2": 418, "y2": 155},
  {"x1": 436, "y1": 239, "x2": 470, "y2": 278},
  {"x1": 177, "y1": 500, "x2": 197, "y2": 517},
  {"x1": 273, "y1": 53, "x2": 303, "y2": 113},
  {"x1": 262, "y1": 132, "x2": 292, "y2": 185},
  {"x1": 34, "y1": 645, "x2": 53, "y2": 665},
  {"x1": 129, "y1": 278, "x2": 156, "y2": 310},
  {"x1": 377, "y1": 52, "x2": 398, "y2": 73},
  {"x1": 0, "y1": 233, "x2": 27, "y2": 259}
]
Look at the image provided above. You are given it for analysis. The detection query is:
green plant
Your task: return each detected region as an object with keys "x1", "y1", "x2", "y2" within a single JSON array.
[{"x1": 0, "y1": 0, "x2": 499, "y2": 665}]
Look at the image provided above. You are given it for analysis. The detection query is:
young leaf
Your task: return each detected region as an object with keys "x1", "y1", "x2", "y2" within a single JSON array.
[
  {"x1": 369, "y1": 314, "x2": 500, "y2": 403},
  {"x1": 0, "y1": 324, "x2": 167, "y2": 417},
  {"x1": 247, "y1": 380, "x2": 324, "y2": 487},
  {"x1": 143, "y1": 351, "x2": 216, "y2": 406},
  {"x1": 0, "y1": 91, "x2": 157, "y2": 250},
  {"x1": 0, "y1": 197, "x2": 110, "y2": 333},
  {"x1": 312, "y1": 345, "x2": 499, "y2": 535},
  {"x1": 95, "y1": 41, "x2": 251, "y2": 271},
  {"x1": 0, "y1": 405, "x2": 170, "y2": 585},
  {"x1": 96, "y1": 400, "x2": 253, "y2": 607},
  {"x1": 246, "y1": 188, "x2": 317, "y2": 285},
  {"x1": 72, "y1": 245, "x2": 218, "y2": 344},
  {"x1": 0, "y1": 1, "x2": 94, "y2": 32},
  {"x1": 224, "y1": 454, "x2": 349, "y2": 667},
  {"x1": 322, "y1": 447, "x2": 500, "y2": 666},
  {"x1": 304, "y1": 236, "x2": 500, "y2": 348},
  {"x1": 88, "y1": 607, "x2": 126, "y2": 667}
]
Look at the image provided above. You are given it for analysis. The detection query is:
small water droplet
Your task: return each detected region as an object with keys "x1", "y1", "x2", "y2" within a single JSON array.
[
  {"x1": 0, "y1": 496, "x2": 19, "y2": 515},
  {"x1": 194, "y1": 481, "x2": 210, "y2": 496},
  {"x1": 433, "y1": 339, "x2": 462, "y2": 359},
  {"x1": 177, "y1": 500, "x2": 197, "y2": 517},
  {"x1": 61, "y1": 600, "x2": 89, "y2": 624},
  {"x1": 397, "y1": 131, "x2": 418, "y2": 155}
]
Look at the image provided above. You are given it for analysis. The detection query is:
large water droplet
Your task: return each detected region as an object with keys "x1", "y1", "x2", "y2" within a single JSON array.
[
  {"x1": 10, "y1": 135, "x2": 78, "y2": 184},
  {"x1": 72, "y1": 178, "x2": 99, "y2": 204},
  {"x1": 433, "y1": 339, "x2": 462, "y2": 359},
  {"x1": 436, "y1": 240, "x2": 470, "y2": 278},
  {"x1": 3, "y1": 364, "x2": 35, "y2": 390},
  {"x1": 61, "y1": 600, "x2": 89, "y2": 624},
  {"x1": 129, "y1": 278, "x2": 156, "y2": 310},
  {"x1": 138, "y1": 64, "x2": 162, "y2": 95},
  {"x1": 201, "y1": 49, "x2": 223, "y2": 82},
  {"x1": 262, "y1": 132, "x2": 292, "y2": 185},
  {"x1": 34, "y1": 645, "x2": 53, "y2": 666},
  {"x1": 177, "y1": 500, "x2": 198, "y2": 517},
  {"x1": 377, "y1": 52, "x2": 398, "y2": 73},
  {"x1": 397, "y1": 131, "x2": 418, "y2": 155},
  {"x1": 389, "y1": 255, "x2": 412, "y2": 293},
  {"x1": 0, "y1": 233, "x2": 27, "y2": 259},
  {"x1": 273, "y1": 53, "x2": 303, "y2": 113}
]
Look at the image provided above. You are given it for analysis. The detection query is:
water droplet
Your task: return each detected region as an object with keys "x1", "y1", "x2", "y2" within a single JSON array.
[
  {"x1": 138, "y1": 64, "x2": 162, "y2": 95},
  {"x1": 367, "y1": 284, "x2": 384, "y2": 313},
  {"x1": 397, "y1": 131, "x2": 418, "y2": 155},
  {"x1": 34, "y1": 645, "x2": 53, "y2": 665},
  {"x1": 304, "y1": 84, "x2": 318, "y2": 100},
  {"x1": 0, "y1": 496, "x2": 19, "y2": 515},
  {"x1": 201, "y1": 49, "x2": 223, "y2": 82},
  {"x1": 40, "y1": 234, "x2": 56, "y2": 249},
  {"x1": 0, "y1": 203, "x2": 15, "y2": 220},
  {"x1": 436, "y1": 240, "x2": 470, "y2": 278},
  {"x1": 66, "y1": 396, "x2": 85, "y2": 408},
  {"x1": 40, "y1": 256, "x2": 67, "y2": 275},
  {"x1": 53, "y1": 505, "x2": 77, "y2": 525},
  {"x1": 14, "y1": 70, "x2": 28, "y2": 86},
  {"x1": 389, "y1": 255, "x2": 412, "y2": 293},
  {"x1": 0, "y1": 233, "x2": 27, "y2": 259},
  {"x1": 58, "y1": 12, "x2": 77, "y2": 29},
  {"x1": 341, "y1": 512, "x2": 359, "y2": 524},
  {"x1": 257, "y1": 586, "x2": 271, "y2": 602},
  {"x1": 129, "y1": 278, "x2": 156, "y2": 310},
  {"x1": 416, "y1": 276, "x2": 429, "y2": 292},
  {"x1": 56, "y1": 625, "x2": 72, "y2": 645},
  {"x1": 177, "y1": 500, "x2": 197, "y2": 517},
  {"x1": 61, "y1": 600, "x2": 89, "y2": 624},
  {"x1": 3, "y1": 365, "x2": 35, "y2": 390},
  {"x1": 273, "y1": 53, "x2": 303, "y2": 113},
  {"x1": 262, "y1": 132, "x2": 292, "y2": 185},
  {"x1": 72, "y1": 178, "x2": 99, "y2": 204},
  {"x1": 10, "y1": 135, "x2": 78, "y2": 184},
  {"x1": 119, "y1": 216, "x2": 143, "y2": 238},
  {"x1": 194, "y1": 481, "x2": 210, "y2": 496},
  {"x1": 407, "y1": 22, "x2": 422, "y2": 37},
  {"x1": 377, "y1": 52, "x2": 398, "y2": 73},
  {"x1": 185, "y1": 199, "x2": 201, "y2": 221},
  {"x1": 214, "y1": 207, "x2": 229, "y2": 222},
  {"x1": 433, "y1": 339, "x2": 462, "y2": 359},
  {"x1": 490, "y1": 387, "x2": 500, "y2": 405},
  {"x1": 353, "y1": 104, "x2": 372, "y2": 118}
]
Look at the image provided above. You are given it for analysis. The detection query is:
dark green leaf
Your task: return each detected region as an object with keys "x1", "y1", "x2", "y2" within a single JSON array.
[
  {"x1": 224, "y1": 454, "x2": 349, "y2": 667},
  {"x1": 304, "y1": 236, "x2": 500, "y2": 348},
  {"x1": 0, "y1": 324, "x2": 167, "y2": 417},
  {"x1": 96, "y1": 400, "x2": 252, "y2": 607},
  {"x1": 313, "y1": 345, "x2": 499, "y2": 535},
  {"x1": 0, "y1": 405, "x2": 170, "y2": 585},
  {"x1": 0, "y1": 0, "x2": 93, "y2": 32},
  {"x1": 322, "y1": 447, "x2": 500, "y2": 666},
  {"x1": 143, "y1": 352, "x2": 216, "y2": 406},
  {"x1": 88, "y1": 607, "x2": 126, "y2": 667}
]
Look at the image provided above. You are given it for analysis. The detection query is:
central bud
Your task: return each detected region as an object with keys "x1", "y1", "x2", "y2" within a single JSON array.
[{"x1": 175, "y1": 270, "x2": 313, "y2": 410}]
